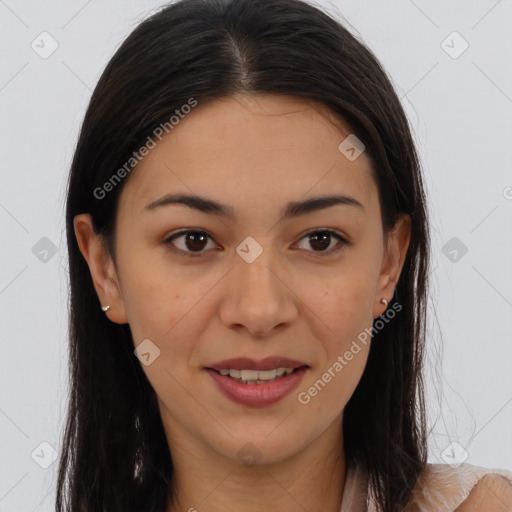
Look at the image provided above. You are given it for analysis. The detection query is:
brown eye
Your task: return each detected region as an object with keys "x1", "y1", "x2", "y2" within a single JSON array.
[
  {"x1": 164, "y1": 228, "x2": 348, "y2": 259},
  {"x1": 164, "y1": 230, "x2": 216, "y2": 257},
  {"x1": 295, "y1": 229, "x2": 347, "y2": 255}
]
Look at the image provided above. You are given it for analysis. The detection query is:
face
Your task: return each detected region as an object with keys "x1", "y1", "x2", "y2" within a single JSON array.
[{"x1": 74, "y1": 93, "x2": 410, "y2": 468}]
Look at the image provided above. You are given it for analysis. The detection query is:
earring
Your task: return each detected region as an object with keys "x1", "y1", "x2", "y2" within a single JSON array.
[
  {"x1": 101, "y1": 305, "x2": 111, "y2": 312},
  {"x1": 380, "y1": 298, "x2": 388, "y2": 307}
]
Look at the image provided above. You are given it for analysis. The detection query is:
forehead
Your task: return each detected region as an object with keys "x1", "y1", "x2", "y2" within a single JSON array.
[{"x1": 118, "y1": 93, "x2": 377, "y2": 218}]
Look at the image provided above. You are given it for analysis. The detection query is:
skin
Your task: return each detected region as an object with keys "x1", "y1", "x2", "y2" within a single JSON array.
[{"x1": 74, "y1": 93, "x2": 411, "y2": 512}]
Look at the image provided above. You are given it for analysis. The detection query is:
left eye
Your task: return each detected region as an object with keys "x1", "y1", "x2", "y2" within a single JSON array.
[
  {"x1": 163, "y1": 229, "x2": 347, "y2": 258},
  {"x1": 295, "y1": 229, "x2": 347, "y2": 255}
]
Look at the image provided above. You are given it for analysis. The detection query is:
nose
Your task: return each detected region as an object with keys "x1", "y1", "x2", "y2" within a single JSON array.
[{"x1": 218, "y1": 250, "x2": 299, "y2": 337}]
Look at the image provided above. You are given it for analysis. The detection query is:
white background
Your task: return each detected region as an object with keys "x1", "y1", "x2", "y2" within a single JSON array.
[{"x1": 1, "y1": 0, "x2": 511, "y2": 509}]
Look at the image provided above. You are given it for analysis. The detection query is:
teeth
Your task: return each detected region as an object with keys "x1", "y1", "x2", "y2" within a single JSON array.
[
  {"x1": 217, "y1": 367, "x2": 298, "y2": 383},
  {"x1": 255, "y1": 369, "x2": 276, "y2": 380},
  {"x1": 240, "y1": 369, "x2": 260, "y2": 381}
]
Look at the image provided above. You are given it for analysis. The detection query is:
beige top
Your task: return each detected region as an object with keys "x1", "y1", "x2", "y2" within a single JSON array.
[{"x1": 339, "y1": 460, "x2": 512, "y2": 511}]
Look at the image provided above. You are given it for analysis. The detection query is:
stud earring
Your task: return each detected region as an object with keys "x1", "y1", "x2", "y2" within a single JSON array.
[
  {"x1": 380, "y1": 298, "x2": 388, "y2": 307},
  {"x1": 101, "y1": 305, "x2": 111, "y2": 312}
]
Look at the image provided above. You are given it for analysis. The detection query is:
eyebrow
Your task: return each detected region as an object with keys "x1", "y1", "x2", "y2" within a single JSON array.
[{"x1": 144, "y1": 192, "x2": 364, "y2": 220}]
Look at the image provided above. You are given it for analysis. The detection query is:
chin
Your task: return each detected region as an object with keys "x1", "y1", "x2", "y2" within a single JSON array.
[{"x1": 212, "y1": 432, "x2": 305, "y2": 467}]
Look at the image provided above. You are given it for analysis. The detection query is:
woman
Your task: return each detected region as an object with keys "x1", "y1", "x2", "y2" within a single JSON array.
[{"x1": 57, "y1": 0, "x2": 512, "y2": 510}]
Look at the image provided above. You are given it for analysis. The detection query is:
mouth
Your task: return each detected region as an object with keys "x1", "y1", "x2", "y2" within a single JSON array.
[
  {"x1": 206, "y1": 366, "x2": 309, "y2": 385},
  {"x1": 204, "y1": 365, "x2": 310, "y2": 407}
]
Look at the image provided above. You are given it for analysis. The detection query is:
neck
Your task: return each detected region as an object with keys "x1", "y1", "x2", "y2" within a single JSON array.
[{"x1": 163, "y1": 414, "x2": 347, "y2": 512}]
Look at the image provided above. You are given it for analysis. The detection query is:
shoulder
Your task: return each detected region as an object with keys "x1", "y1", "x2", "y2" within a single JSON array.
[
  {"x1": 455, "y1": 472, "x2": 512, "y2": 512},
  {"x1": 403, "y1": 462, "x2": 512, "y2": 512}
]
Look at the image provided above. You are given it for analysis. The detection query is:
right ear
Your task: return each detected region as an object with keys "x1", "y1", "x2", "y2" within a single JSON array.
[{"x1": 73, "y1": 213, "x2": 129, "y2": 324}]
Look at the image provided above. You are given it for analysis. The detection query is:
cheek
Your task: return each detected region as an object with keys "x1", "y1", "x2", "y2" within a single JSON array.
[
  {"x1": 118, "y1": 257, "x2": 225, "y2": 386},
  {"x1": 303, "y1": 263, "x2": 376, "y2": 346},
  {"x1": 297, "y1": 253, "x2": 378, "y2": 407},
  {"x1": 323, "y1": 345, "x2": 369, "y2": 419},
  {"x1": 122, "y1": 273, "x2": 204, "y2": 407},
  {"x1": 297, "y1": 323, "x2": 370, "y2": 422},
  {"x1": 116, "y1": 244, "x2": 202, "y2": 337}
]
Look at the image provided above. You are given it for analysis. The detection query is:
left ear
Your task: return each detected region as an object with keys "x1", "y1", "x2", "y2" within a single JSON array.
[{"x1": 373, "y1": 213, "x2": 411, "y2": 319}]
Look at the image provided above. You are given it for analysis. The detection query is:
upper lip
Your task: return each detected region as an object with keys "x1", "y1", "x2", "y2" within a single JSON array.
[{"x1": 206, "y1": 357, "x2": 309, "y2": 372}]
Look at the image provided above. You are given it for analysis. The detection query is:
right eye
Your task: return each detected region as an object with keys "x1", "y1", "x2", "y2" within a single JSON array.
[{"x1": 163, "y1": 229, "x2": 218, "y2": 258}]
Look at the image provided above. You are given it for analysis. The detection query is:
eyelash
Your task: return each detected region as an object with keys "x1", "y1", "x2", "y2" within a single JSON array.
[{"x1": 163, "y1": 229, "x2": 349, "y2": 258}]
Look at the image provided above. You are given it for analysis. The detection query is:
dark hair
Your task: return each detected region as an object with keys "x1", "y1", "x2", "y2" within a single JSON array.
[{"x1": 58, "y1": 0, "x2": 430, "y2": 510}]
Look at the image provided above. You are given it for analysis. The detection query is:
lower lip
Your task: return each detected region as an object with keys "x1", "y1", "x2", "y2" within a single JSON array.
[{"x1": 205, "y1": 367, "x2": 308, "y2": 407}]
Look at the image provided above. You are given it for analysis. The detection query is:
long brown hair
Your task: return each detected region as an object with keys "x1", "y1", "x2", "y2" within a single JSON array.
[{"x1": 58, "y1": 0, "x2": 430, "y2": 510}]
